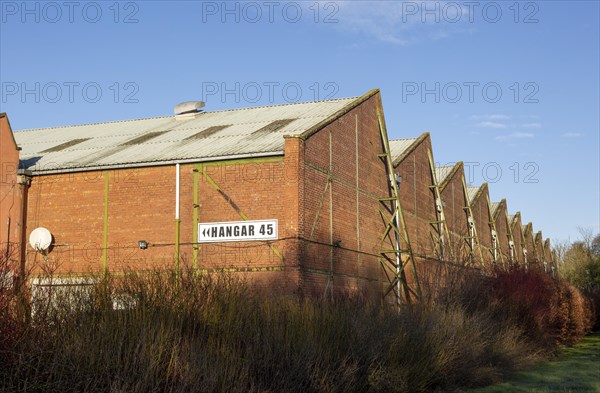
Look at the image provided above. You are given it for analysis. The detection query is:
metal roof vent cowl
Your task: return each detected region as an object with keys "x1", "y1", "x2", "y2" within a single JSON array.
[{"x1": 174, "y1": 101, "x2": 205, "y2": 119}]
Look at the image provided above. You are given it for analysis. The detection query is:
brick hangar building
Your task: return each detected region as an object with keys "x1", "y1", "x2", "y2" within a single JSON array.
[{"x1": 0, "y1": 89, "x2": 555, "y2": 302}]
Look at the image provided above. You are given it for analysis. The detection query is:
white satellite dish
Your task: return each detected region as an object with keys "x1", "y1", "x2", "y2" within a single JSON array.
[{"x1": 29, "y1": 227, "x2": 53, "y2": 252}]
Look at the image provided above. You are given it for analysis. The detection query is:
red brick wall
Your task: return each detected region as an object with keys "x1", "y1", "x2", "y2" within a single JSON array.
[
  {"x1": 22, "y1": 92, "x2": 396, "y2": 299},
  {"x1": 439, "y1": 164, "x2": 470, "y2": 261},
  {"x1": 25, "y1": 157, "x2": 302, "y2": 294},
  {"x1": 393, "y1": 136, "x2": 437, "y2": 259},
  {"x1": 544, "y1": 239, "x2": 553, "y2": 264},
  {"x1": 26, "y1": 171, "x2": 106, "y2": 274},
  {"x1": 500, "y1": 200, "x2": 518, "y2": 265},
  {"x1": 511, "y1": 213, "x2": 525, "y2": 266},
  {"x1": 523, "y1": 223, "x2": 540, "y2": 270},
  {"x1": 192, "y1": 155, "x2": 302, "y2": 293},
  {"x1": 15, "y1": 92, "x2": 553, "y2": 300},
  {"x1": 0, "y1": 114, "x2": 25, "y2": 263},
  {"x1": 295, "y1": 93, "x2": 455, "y2": 301},
  {"x1": 492, "y1": 200, "x2": 510, "y2": 267},
  {"x1": 534, "y1": 232, "x2": 545, "y2": 266},
  {"x1": 470, "y1": 185, "x2": 494, "y2": 266},
  {"x1": 300, "y1": 92, "x2": 389, "y2": 299}
]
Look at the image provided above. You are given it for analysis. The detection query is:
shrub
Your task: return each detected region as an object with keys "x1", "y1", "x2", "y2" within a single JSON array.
[
  {"x1": 586, "y1": 288, "x2": 600, "y2": 331},
  {"x1": 462, "y1": 269, "x2": 595, "y2": 346},
  {"x1": 0, "y1": 267, "x2": 594, "y2": 392},
  {"x1": 559, "y1": 233, "x2": 600, "y2": 292}
]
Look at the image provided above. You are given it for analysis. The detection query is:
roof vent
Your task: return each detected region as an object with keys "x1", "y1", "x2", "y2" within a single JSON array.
[{"x1": 174, "y1": 101, "x2": 205, "y2": 117}]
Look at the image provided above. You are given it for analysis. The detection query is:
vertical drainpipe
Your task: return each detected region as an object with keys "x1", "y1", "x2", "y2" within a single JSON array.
[
  {"x1": 175, "y1": 164, "x2": 181, "y2": 277},
  {"x1": 192, "y1": 164, "x2": 199, "y2": 271}
]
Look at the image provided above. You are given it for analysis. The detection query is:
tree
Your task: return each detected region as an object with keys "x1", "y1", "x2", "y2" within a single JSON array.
[
  {"x1": 559, "y1": 230, "x2": 600, "y2": 291},
  {"x1": 591, "y1": 234, "x2": 600, "y2": 258}
]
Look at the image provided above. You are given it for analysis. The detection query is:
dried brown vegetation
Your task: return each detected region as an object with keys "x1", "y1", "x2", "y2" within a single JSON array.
[{"x1": 0, "y1": 251, "x2": 596, "y2": 392}]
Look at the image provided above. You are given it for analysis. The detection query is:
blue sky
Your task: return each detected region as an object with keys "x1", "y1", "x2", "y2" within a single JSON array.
[{"x1": 1, "y1": 0, "x2": 598, "y2": 242}]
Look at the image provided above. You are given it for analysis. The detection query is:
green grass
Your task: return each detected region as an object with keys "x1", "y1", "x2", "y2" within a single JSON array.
[{"x1": 466, "y1": 333, "x2": 600, "y2": 393}]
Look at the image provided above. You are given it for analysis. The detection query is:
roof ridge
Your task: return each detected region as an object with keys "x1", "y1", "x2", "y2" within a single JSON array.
[
  {"x1": 15, "y1": 95, "x2": 359, "y2": 133},
  {"x1": 389, "y1": 137, "x2": 418, "y2": 142}
]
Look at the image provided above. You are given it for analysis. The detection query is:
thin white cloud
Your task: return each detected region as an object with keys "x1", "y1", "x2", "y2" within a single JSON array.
[
  {"x1": 495, "y1": 132, "x2": 535, "y2": 141},
  {"x1": 477, "y1": 121, "x2": 507, "y2": 129},
  {"x1": 325, "y1": 2, "x2": 411, "y2": 45},
  {"x1": 327, "y1": 1, "x2": 474, "y2": 45},
  {"x1": 562, "y1": 132, "x2": 583, "y2": 138},
  {"x1": 470, "y1": 114, "x2": 511, "y2": 120},
  {"x1": 521, "y1": 123, "x2": 542, "y2": 128}
]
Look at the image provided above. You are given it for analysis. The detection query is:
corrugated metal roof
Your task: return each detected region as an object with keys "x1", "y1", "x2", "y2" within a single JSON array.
[
  {"x1": 389, "y1": 138, "x2": 417, "y2": 162},
  {"x1": 14, "y1": 96, "x2": 359, "y2": 174},
  {"x1": 435, "y1": 165, "x2": 454, "y2": 184},
  {"x1": 466, "y1": 185, "x2": 481, "y2": 203}
]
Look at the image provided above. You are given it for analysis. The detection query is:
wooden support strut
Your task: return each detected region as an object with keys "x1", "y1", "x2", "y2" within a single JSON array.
[
  {"x1": 199, "y1": 167, "x2": 284, "y2": 262},
  {"x1": 505, "y1": 210, "x2": 516, "y2": 267},
  {"x1": 520, "y1": 221, "x2": 528, "y2": 269},
  {"x1": 461, "y1": 176, "x2": 485, "y2": 268},
  {"x1": 376, "y1": 110, "x2": 421, "y2": 305},
  {"x1": 427, "y1": 150, "x2": 448, "y2": 261},
  {"x1": 486, "y1": 194, "x2": 504, "y2": 267},
  {"x1": 540, "y1": 237, "x2": 547, "y2": 273}
]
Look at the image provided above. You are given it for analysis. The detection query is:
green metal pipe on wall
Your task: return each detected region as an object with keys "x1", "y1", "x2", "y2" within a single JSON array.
[
  {"x1": 103, "y1": 171, "x2": 109, "y2": 273},
  {"x1": 193, "y1": 164, "x2": 200, "y2": 271}
]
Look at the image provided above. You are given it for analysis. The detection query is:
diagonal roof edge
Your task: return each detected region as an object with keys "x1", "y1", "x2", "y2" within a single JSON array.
[
  {"x1": 284, "y1": 89, "x2": 380, "y2": 140},
  {"x1": 392, "y1": 132, "x2": 430, "y2": 167},
  {"x1": 523, "y1": 222, "x2": 533, "y2": 237},
  {"x1": 0, "y1": 112, "x2": 21, "y2": 151},
  {"x1": 439, "y1": 161, "x2": 464, "y2": 192},
  {"x1": 510, "y1": 211, "x2": 522, "y2": 228},
  {"x1": 469, "y1": 183, "x2": 489, "y2": 205},
  {"x1": 492, "y1": 198, "x2": 507, "y2": 220}
]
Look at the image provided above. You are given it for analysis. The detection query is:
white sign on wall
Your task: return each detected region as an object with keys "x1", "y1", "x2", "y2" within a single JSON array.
[{"x1": 198, "y1": 219, "x2": 278, "y2": 243}]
